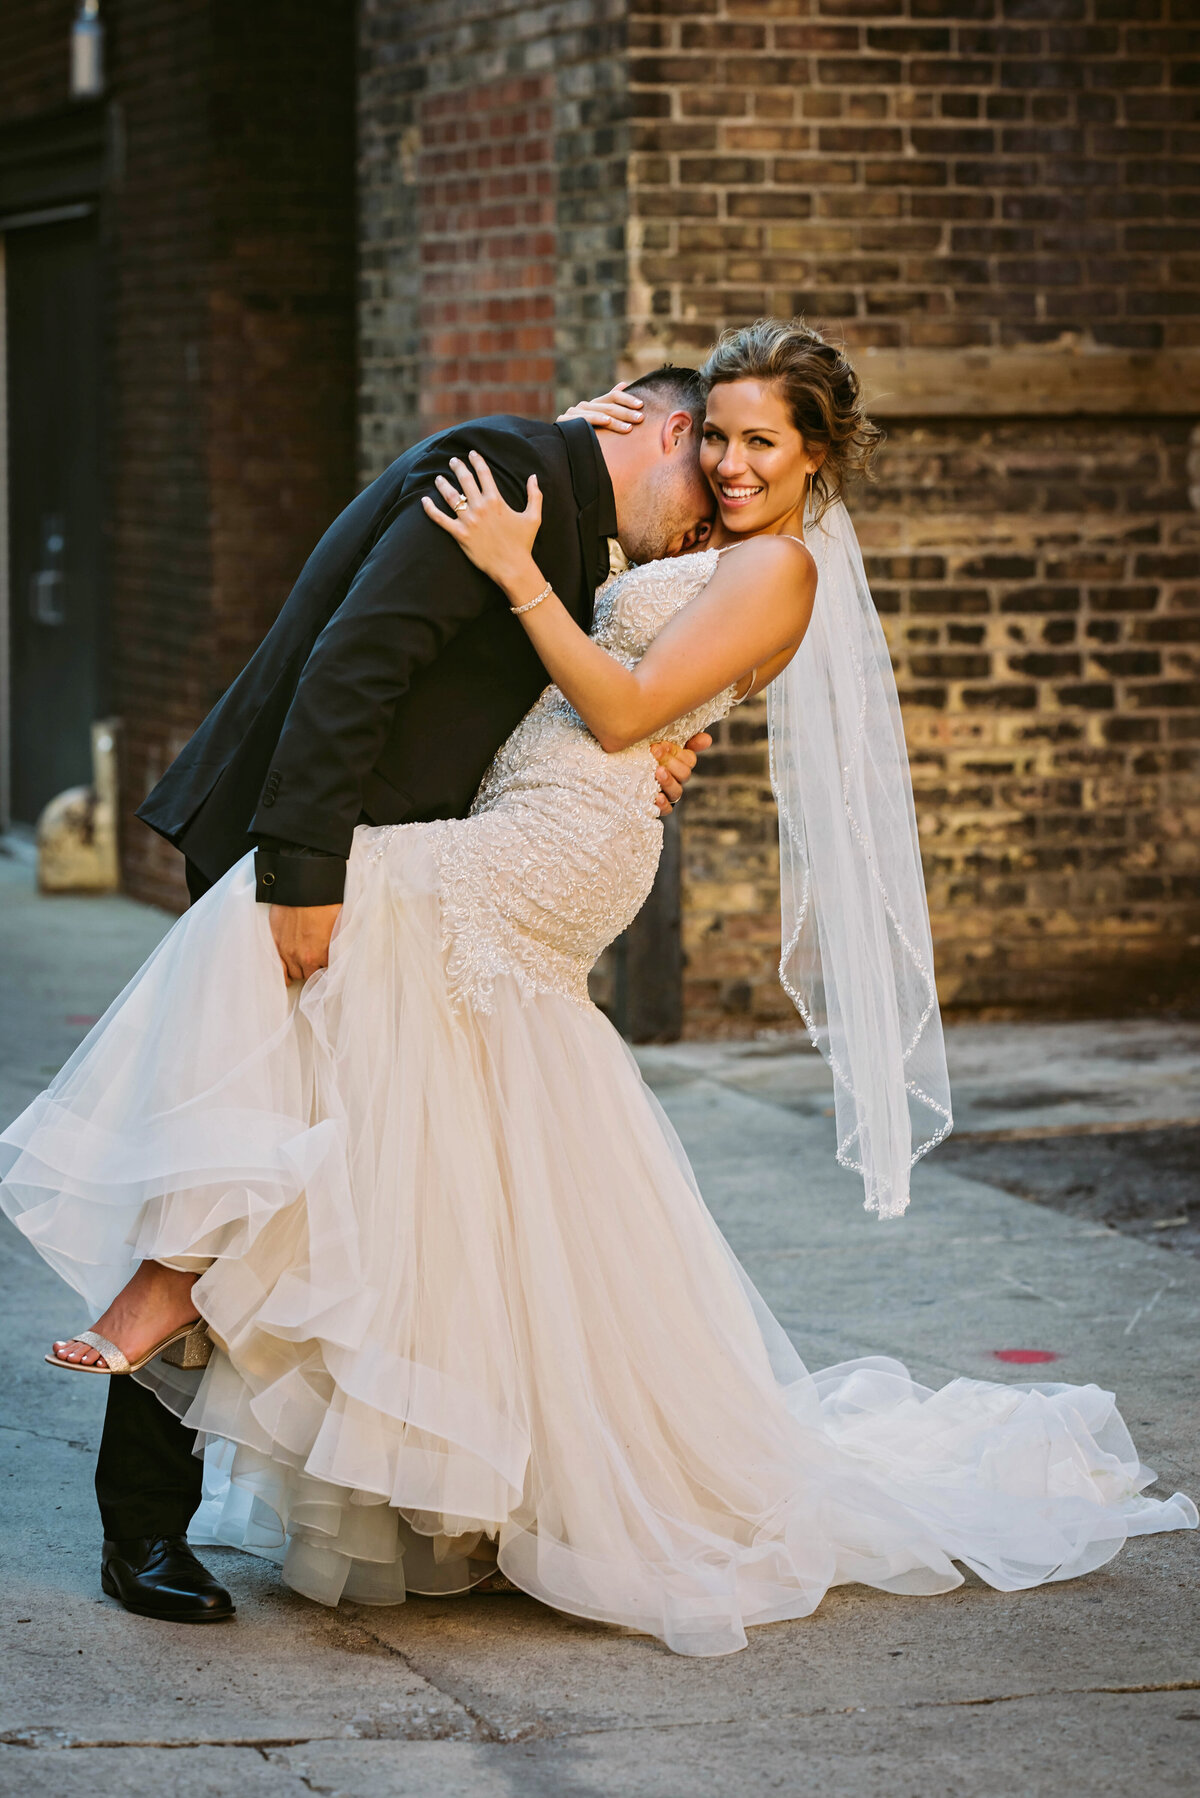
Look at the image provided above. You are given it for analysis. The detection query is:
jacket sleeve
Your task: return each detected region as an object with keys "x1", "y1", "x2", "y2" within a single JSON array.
[
  {"x1": 251, "y1": 427, "x2": 548, "y2": 903},
  {"x1": 253, "y1": 838, "x2": 346, "y2": 907}
]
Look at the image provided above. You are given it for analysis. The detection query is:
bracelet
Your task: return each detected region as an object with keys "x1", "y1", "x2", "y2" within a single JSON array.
[{"x1": 511, "y1": 581, "x2": 552, "y2": 616}]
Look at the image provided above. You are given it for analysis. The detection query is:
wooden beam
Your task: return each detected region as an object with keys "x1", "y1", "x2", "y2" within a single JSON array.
[
  {"x1": 626, "y1": 344, "x2": 1200, "y2": 419},
  {"x1": 855, "y1": 347, "x2": 1200, "y2": 419}
]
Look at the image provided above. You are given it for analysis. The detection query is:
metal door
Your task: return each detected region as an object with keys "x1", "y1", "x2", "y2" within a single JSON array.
[{"x1": 5, "y1": 212, "x2": 104, "y2": 823}]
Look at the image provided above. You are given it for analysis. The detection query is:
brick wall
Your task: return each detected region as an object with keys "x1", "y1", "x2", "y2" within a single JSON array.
[
  {"x1": 0, "y1": 0, "x2": 77, "y2": 120},
  {"x1": 11, "y1": 1, "x2": 1189, "y2": 1018},
  {"x1": 1, "y1": 3, "x2": 357, "y2": 910},
  {"x1": 865, "y1": 416, "x2": 1200, "y2": 1015},
  {"x1": 626, "y1": 0, "x2": 1196, "y2": 359},
  {"x1": 358, "y1": 0, "x2": 628, "y2": 479},
  {"x1": 682, "y1": 416, "x2": 1200, "y2": 1032},
  {"x1": 206, "y1": 1, "x2": 358, "y2": 735},
  {"x1": 104, "y1": 0, "x2": 216, "y2": 909},
  {"x1": 108, "y1": 1, "x2": 357, "y2": 909},
  {"x1": 622, "y1": 0, "x2": 1200, "y2": 1029},
  {"x1": 418, "y1": 76, "x2": 558, "y2": 432}
]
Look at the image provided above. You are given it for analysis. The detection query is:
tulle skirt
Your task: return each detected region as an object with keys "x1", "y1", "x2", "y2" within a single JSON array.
[{"x1": 1, "y1": 830, "x2": 1194, "y2": 1656}]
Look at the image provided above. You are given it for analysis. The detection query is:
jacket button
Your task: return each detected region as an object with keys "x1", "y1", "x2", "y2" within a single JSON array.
[{"x1": 261, "y1": 793, "x2": 275, "y2": 807}]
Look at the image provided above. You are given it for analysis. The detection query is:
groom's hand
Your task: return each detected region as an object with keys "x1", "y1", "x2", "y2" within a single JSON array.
[
  {"x1": 651, "y1": 732, "x2": 712, "y2": 815},
  {"x1": 557, "y1": 382, "x2": 645, "y2": 434},
  {"x1": 269, "y1": 903, "x2": 343, "y2": 984},
  {"x1": 263, "y1": 737, "x2": 712, "y2": 971}
]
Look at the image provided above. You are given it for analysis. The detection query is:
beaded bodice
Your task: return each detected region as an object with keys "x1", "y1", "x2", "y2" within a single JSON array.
[
  {"x1": 366, "y1": 548, "x2": 737, "y2": 1011},
  {"x1": 475, "y1": 546, "x2": 736, "y2": 760},
  {"x1": 585, "y1": 546, "x2": 737, "y2": 746}
]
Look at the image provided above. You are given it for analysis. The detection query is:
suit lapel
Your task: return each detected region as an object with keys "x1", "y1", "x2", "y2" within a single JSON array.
[{"x1": 558, "y1": 418, "x2": 612, "y2": 629}]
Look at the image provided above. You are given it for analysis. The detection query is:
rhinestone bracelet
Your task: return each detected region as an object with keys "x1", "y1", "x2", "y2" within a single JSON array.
[{"x1": 511, "y1": 581, "x2": 553, "y2": 616}]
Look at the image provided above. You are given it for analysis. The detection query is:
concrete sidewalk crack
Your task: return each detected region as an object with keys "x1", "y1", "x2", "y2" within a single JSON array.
[
  {"x1": 479, "y1": 1680, "x2": 1200, "y2": 1748},
  {"x1": 0, "y1": 1421, "x2": 91, "y2": 1452},
  {"x1": 923, "y1": 1679, "x2": 1200, "y2": 1708},
  {"x1": 335, "y1": 1609, "x2": 543, "y2": 1744},
  {"x1": 553, "y1": 1680, "x2": 1200, "y2": 1740},
  {"x1": 2, "y1": 1683, "x2": 1197, "y2": 1754},
  {"x1": 0, "y1": 1732, "x2": 324, "y2": 1751}
]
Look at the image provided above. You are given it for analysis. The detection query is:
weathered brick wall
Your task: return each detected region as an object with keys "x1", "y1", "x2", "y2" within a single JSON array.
[
  {"x1": 626, "y1": 0, "x2": 1195, "y2": 359},
  {"x1": 0, "y1": 5, "x2": 215, "y2": 899},
  {"x1": 358, "y1": 0, "x2": 628, "y2": 480},
  {"x1": 105, "y1": 0, "x2": 216, "y2": 909},
  {"x1": 1, "y1": 3, "x2": 357, "y2": 910},
  {"x1": 206, "y1": 2, "x2": 358, "y2": 729},
  {"x1": 358, "y1": 0, "x2": 1199, "y2": 1027},
  {"x1": 683, "y1": 418, "x2": 1200, "y2": 1032},
  {"x1": 418, "y1": 76, "x2": 558, "y2": 432},
  {"x1": 0, "y1": 0, "x2": 77, "y2": 119},
  {"x1": 108, "y1": 1, "x2": 357, "y2": 910},
  {"x1": 864, "y1": 417, "x2": 1200, "y2": 1015},
  {"x1": 13, "y1": 0, "x2": 1191, "y2": 1019},
  {"x1": 622, "y1": 0, "x2": 1200, "y2": 1028}
]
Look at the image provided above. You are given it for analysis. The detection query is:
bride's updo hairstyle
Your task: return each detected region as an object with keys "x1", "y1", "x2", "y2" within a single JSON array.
[{"x1": 698, "y1": 318, "x2": 883, "y2": 521}]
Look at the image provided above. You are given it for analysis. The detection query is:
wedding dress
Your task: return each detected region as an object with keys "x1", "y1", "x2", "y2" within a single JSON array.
[{"x1": 1, "y1": 548, "x2": 1194, "y2": 1657}]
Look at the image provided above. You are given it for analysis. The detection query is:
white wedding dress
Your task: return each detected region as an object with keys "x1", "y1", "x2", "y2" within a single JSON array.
[{"x1": 1, "y1": 549, "x2": 1194, "y2": 1656}]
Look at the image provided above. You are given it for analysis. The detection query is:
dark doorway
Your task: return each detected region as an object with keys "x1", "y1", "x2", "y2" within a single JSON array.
[{"x1": 5, "y1": 211, "x2": 105, "y2": 824}]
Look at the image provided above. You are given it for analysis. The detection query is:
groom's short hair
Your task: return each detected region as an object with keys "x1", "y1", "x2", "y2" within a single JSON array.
[{"x1": 623, "y1": 365, "x2": 706, "y2": 432}]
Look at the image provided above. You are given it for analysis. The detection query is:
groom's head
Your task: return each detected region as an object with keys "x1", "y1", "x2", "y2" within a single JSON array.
[{"x1": 598, "y1": 367, "x2": 714, "y2": 563}]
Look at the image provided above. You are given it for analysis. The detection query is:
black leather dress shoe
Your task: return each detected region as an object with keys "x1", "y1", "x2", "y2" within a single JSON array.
[{"x1": 101, "y1": 1536, "x2": 235, "y2": 1623}]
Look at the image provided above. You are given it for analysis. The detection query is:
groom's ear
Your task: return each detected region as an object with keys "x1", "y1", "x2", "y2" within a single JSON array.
[{"x1": 661, "y1": 408, "x2": 698, "y2": 454}]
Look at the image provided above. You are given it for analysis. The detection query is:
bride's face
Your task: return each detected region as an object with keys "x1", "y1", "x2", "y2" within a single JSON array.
[{"x1": 700, "y1": 380, "x2": 816, "y2": 534}]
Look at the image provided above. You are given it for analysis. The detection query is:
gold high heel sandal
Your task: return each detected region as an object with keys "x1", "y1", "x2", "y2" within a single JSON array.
[{"x1": 46, "y1": 1319, "x2": 213, "y2": 1375}]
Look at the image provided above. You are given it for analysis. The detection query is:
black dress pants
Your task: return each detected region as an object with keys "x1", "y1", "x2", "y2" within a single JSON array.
[{"x1": 94, "y1": 857, "x2": 212, "y2": 1540}]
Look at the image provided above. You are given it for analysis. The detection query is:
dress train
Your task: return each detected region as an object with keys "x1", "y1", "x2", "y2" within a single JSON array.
[{"x1": 2, "y1": 836, "x2": 1193, "y2": 1657}]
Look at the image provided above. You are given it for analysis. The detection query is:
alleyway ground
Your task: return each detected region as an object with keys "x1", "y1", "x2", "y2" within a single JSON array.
[{"x1": 0, "y1": 843, "x2": 1196, "y2": 1798}]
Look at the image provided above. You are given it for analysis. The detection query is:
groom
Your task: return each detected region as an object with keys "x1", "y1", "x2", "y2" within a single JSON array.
[{"x1": 99, "y1": 369, "x2": 716, "y2": 1622}]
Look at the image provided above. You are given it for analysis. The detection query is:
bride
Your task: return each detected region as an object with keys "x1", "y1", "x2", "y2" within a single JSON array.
[{"x1": 2, "y1": 319, "x2": 1193, "y2": 1657}]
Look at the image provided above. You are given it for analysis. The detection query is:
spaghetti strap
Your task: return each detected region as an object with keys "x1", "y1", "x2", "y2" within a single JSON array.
[{"x1": 715, "y1": 533, "x2": 806, "y2": 554}]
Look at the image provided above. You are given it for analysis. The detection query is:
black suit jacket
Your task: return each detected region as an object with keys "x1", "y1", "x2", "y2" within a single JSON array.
[{"x1": 137, "y1": 416, "x2": 616, "y2": 903}]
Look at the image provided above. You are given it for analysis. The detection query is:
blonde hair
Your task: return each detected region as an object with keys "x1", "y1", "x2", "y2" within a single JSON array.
[{"x1": 698, "y1": 319, "x2": 883, "y2": 519}]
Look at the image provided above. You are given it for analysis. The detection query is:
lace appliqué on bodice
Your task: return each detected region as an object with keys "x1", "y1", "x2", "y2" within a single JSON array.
[
  {"x1": 368, "y1": 548, "x2": 734, "y2": 1012},
  {"x1": 587, "y1": 547, "x2": 738, "y2": 747}
]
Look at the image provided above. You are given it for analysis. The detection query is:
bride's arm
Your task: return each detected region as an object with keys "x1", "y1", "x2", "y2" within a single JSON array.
[
  {"x1": 423, "y1": 451, "x2": 815, "y2": 753},
  {"x1": 512, "y1": 538, "x2": 813, "y2": 751}
]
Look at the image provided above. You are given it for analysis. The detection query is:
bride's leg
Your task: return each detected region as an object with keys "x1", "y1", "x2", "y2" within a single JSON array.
[{"x1": 50, "y1": 1262, "x2": 201, "y2": 1367}]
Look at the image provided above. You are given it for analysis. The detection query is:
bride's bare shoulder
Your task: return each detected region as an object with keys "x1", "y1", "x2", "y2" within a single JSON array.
[{"x1": 716, "y1": 533, "x2": 816, "y2": 594}]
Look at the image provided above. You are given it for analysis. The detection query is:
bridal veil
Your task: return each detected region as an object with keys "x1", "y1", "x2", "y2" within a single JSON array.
[{"x1": 770, "y1": 497, "x2": 953, "y2": 1217}]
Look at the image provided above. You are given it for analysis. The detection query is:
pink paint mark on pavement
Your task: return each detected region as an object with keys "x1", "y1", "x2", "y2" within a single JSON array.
[
  {"x1": 993, "y1": 1349, "x2": 1059, "y2": 1365},
  {"x1": 66, "y1": 1015, "x2": 99, "y2": 1027}
]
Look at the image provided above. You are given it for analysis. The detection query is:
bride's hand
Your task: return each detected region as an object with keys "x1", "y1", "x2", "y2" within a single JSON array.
[
  {"x1": 557, "y1": 382, "x2": 645, "y2": 433},
  {"x1": 422, "y1": 451, "x2": 543, "y2": 591}
]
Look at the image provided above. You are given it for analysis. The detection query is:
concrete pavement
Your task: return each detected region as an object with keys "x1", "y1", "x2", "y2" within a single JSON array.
[{"x1": 0, "y1": 844, "x2": 1197, "y2": 1797}]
